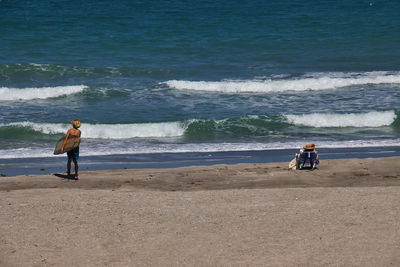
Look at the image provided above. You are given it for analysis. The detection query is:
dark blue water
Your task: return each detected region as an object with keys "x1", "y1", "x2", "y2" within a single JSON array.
[
  {"x1": 1, "y1": 0, "x2": 400, "y2": 161},
  {"x1": 2, "y1": 1, "x2": 400, "y2": 71}
]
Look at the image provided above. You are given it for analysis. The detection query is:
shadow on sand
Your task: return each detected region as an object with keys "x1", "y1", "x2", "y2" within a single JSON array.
[{"x1": 53, "y1": 173, "x2": 78, "y2": 180}]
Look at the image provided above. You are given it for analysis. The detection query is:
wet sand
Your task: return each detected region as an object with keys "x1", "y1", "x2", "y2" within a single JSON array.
[{"x1": 1, "y1": 157, "x2": 399, "y2": 266}]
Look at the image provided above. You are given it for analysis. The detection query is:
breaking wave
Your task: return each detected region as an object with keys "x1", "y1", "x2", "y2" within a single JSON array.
[
  {"x1": 163, "y1": 72, "x2": 400, "y2": 93},
  {"x1": 0, "y1": 110, "x2": 398, "y2": 141},
  {"x1": 1, "y1": 121, "x2": 186, "y2": 139},
  {"x1": 285, "y1": 110, "x2": 397, "y2": 128},
  {"x1": 0, "y1": 85, "x2": 87, "y2": 101}
]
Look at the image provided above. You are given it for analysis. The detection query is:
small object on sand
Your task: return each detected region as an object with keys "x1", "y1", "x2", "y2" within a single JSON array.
[
  {"x1": 288, "y1": 158, "x2": 297, "y2": 170},
  {"x1": 1, "y1": 173, "x2": 6, "y2": 177}
]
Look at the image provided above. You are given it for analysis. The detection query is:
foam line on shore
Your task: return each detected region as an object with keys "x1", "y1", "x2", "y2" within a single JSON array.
[{"x1": 1, "y1": 139, "x2": 400, "y2": 159}]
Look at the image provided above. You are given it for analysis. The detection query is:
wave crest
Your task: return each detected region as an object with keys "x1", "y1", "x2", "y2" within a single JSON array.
[
  {"x1": 1, "y1": 111, "x2": 397, "y2": 142},
  {"x1": 285, "y1": 111, "x2": 396, "y2": 128},
  {"x1": 0, "y1": 85, "x2": 87, "y2": 101},
  {"x1": 4, "y1": 121, "x2": 186, "y2": 139},
  {"x1": 163, "y1": 72, "x2": 400, "y2": 93}
]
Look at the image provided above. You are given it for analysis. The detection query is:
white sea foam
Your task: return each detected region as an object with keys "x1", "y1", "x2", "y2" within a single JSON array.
[
  {"x1": 163, "y1": 72, "x2": 400, "y2": 93},
  {"x1": 285, "y1": 110, "x2": 396, "y2": 128},
  {"x1": 5, "y1": 121, "x2": 186, "y2": 139},
  {"x1": 5, "y1": 122, "x2": 69, "y2": 134},
  {"x1": 0, "y1": 85, "x2": 87, "y2": 100},
  {"x1": 81, "y1": 122, "x2": 185, "y2": 138},
  {"x1": 1, "y1": 139, "x2": 400, "y2": 159}
]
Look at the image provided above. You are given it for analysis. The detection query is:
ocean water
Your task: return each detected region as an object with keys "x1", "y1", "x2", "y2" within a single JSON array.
[{"x1": 1, "y1": 0, "x2": 400, "y2": 163}]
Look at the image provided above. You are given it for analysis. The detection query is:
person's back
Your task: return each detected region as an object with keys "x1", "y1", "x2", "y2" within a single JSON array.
[
  {"x1": 296, "y1": 144, "x2": 318, "y2": 169},
  {"x1": 66, "y1": 127, "x2": 81, "y2": 138}
]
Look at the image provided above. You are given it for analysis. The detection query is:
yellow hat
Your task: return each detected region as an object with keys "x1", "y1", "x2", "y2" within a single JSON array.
[{"x1": 303, "y1": 143, "x2": 315, "y2": 150}]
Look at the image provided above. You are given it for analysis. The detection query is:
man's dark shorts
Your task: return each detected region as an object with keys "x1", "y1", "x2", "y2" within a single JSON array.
[{"x1": 67, "y1": 147, "x2": 79, "y2": 162}]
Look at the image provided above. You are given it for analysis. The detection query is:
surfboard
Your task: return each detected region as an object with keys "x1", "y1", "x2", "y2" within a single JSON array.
[{"x1": 53, "y1": 135, "x2": 80, "y2": 155}]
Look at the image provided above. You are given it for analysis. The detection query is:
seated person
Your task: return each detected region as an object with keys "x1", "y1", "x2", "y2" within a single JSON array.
[{"x1": 296, "y1": 144, "x2": 319, "y2": 169}]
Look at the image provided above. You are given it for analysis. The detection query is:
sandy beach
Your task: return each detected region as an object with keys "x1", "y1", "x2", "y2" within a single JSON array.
[{"x1": 1, "y1": 156, "x2": 399, "y2": 266}]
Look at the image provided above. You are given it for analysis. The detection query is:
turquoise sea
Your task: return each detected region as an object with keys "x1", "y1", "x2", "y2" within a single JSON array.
[{"x1": 1, "y1": 0, "x2": 399, "y2": 174}]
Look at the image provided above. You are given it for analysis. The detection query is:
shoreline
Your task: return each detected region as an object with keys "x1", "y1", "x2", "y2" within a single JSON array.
[
  {"x1": 1, "y1": 157, "x2": 399, "y2": 266},
  {"x1": 2, "y1": 156, "x2": 400, "y2": 192},
  {"x1": 2, "y1": 145, "x2": 400, "y2": 177}
]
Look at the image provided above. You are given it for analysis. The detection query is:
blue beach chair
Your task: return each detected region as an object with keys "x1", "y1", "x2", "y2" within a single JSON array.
[{"x1": 296, "y1": 144, "x2": 319, "y2": 170}]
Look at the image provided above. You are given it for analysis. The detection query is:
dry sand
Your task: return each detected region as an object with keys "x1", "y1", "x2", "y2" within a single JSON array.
[{"x1": 1, "y1": 157, "x2": 399, "y2": 266}]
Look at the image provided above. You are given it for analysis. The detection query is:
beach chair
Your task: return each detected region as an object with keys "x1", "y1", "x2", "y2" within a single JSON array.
[{"x1": 296, "y1": 144, "x2": 319, "y2": 170}]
